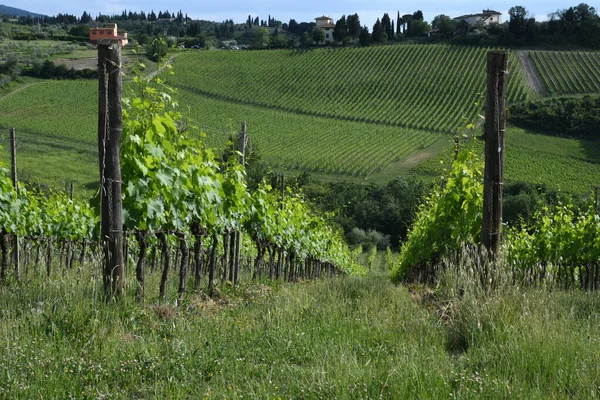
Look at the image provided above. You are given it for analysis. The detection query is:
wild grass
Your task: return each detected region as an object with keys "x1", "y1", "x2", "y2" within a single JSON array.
[{"x1": 0, "y1": 254, "x2": 598, "y2": 398}]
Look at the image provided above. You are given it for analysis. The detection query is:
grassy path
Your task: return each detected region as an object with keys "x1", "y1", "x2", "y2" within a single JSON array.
[
  {"x1": 0, "y1": 264, "x2": 598, "y2": 398},
  {"x1": 516, "y1": 50, "x2": 547, "y2": 96},
  {"x1": 0, "y1": 82, "x2": 40, "y2": 103}
]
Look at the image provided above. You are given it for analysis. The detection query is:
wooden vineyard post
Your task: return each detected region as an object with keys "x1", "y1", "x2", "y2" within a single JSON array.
[
  {"x1": 481, "y1": 51, "x2": 508, "y2": 256},
  {"x1": 98, "y1": 39, "x2": 124, "y2": 299},
  {"x1": 9, "y1": 128, "x2": 19, "y2": 280},
  {"x1": 233, "y1": 122, "x2": 247, "y2": 285}
]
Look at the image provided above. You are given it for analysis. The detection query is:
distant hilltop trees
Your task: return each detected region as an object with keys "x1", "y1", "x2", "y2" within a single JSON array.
[{"x1": 2, "y1": 3, "x2": 599, "y2": 49}]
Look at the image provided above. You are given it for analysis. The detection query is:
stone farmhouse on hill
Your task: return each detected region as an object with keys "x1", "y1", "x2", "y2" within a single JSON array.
[
  {"x1": 89, "y1": 23, "x2": 129, "y2": 46},
  {"x1": 453, "y1": 9, "x2": 502, "y2": 28},
  {"x1": 315, "y1": 16, "x2": 335, "y2": 43}
]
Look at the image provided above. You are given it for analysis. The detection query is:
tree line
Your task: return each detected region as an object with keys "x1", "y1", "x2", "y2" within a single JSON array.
[{"x1": 5, "y1": 3, "x2": 600, "y2": 49}]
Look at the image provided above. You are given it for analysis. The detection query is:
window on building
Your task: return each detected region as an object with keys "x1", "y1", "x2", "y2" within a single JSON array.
[{"x1": 326, "y1": 34, "x2": 329, "y2": 39}]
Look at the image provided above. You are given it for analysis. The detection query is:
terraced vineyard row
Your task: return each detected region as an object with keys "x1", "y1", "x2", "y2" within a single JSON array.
[
  {"x1": 0, "y1": 80, "x2": 96, "y2": 143},
  {"x1": 0, "y1": 79, "x2": 441, "y2": 179},
  {"x1": 170, "y1": 45, "x2": 530, "y2": 134},
  {"x1": 178, "y1": 88, "x2": 442, "y2": 177},
  {"x1": 530, "y1": 50, "x2": 600, "y2": 96}
]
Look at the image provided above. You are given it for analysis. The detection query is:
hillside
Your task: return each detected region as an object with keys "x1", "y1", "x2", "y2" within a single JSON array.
[
  {"x1": 0, "y1": 45, "x2": 599, "y2": 194},
  {"x1": 0, "y1": 4, "x2": 44, "y2": 17},
  {"x1": 529, "y1": 50, "x2": 600, "y2": 96},
  {"x1": 170, "y1": 45, "x2": 531, "y2": 134}
]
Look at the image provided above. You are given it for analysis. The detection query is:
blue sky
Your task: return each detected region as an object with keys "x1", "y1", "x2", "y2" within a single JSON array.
[{"x1": 14, "y1": 1, "x2": 578, "y2": 27}]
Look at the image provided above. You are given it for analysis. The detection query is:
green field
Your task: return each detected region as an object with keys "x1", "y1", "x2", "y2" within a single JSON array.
[
  {"x1": 530, "y1": 50, "x2": 600, "y2": 95},
  {"x1": 414, "y1": 126, "x2": 600, "y2": 195},
  {"x1": 0, "y1": 45, "x2": 599, "y2": 195}
]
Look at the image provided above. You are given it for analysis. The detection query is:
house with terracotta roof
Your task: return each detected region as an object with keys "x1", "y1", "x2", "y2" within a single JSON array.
[
  {"x1": 89, "y1": 23, "x2": 128, "y2": 46},
  {"x1": 315, "y1": 16, "x2": 335, "y2": 43},
  {"x1": 453, "y1": 10, "x2": 502, "y2": 28}
]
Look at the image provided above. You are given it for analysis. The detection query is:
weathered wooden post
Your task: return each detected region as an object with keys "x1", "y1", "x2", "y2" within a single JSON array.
[
  {"x1": 481, "y1": 51, "x2": 508, "y2": 256},
  {"x1": 233, "y1": 122, "x2": 247, "y2": 285},
  {"x1": 9, "y1": 128, "x2": 19, "y2": 280},
  {"x1": 98, "y1": 39, "x2": 124, "y2": 298}
]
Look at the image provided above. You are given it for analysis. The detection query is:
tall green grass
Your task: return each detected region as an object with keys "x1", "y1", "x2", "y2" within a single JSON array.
[{"x1": 0, "y1": 260, "x2": 598, "y2": 398}]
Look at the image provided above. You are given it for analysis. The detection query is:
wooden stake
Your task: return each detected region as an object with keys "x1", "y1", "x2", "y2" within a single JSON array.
[
  {"x1": 98, "y1": 39, "x2": 124, "y2": 298},
  {"x1": 9, "y1": 128, "x2": 19, "y2": 280},
  {"x1": 481, "y1": 51, "x2": 508, "y2": 256},
  {"x1": 233, "y1": 122, "x2": 247, "y2": 285}
]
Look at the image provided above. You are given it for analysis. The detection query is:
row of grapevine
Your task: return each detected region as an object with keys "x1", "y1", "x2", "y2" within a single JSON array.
[
  {"x1": 0, "y1": 169, "x2": 97, "y2": 279},
  {"x1": 392, "y1": 143, "x2": 600, "y2": 291},
  {"x1": 0, "y1": 76, "x2": 366, "y2": 300},
  {"x1": 0, "y1": 80, "x2": 97, "y2": 144},
  {"x1": 506, "y1": 205, "x2": 599, "y2": 290},
  {"x1": 530, "y1": 50, "x2": 600, "y2": 96},
  {"x1": 391, "y1": 146, "x2": 483, "y2": 282},
  {"x1": 177, "y1": 87, "x2": 442, "y2": 178},
  {"x1": 505, "y1": 145, "x2": 600, "y2": 195},
  {"x1": 171, "y1": 45, "x2": 531, "y2": 134},
  {"x1": 117, "y1": 74, "x2": 366, "y2": 299},
  {"x1": 0, "y1": 79, "x2": 442, "y2": 180}
]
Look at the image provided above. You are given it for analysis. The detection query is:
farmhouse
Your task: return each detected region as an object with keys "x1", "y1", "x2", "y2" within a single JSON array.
[
  {"x1": 89, "y1": 23, "x2": 128, "y2": 46},
  {"x1": 453, "y1": 10, "x2": 502, "y2": 27},
  {"x1": 315, "y1": 16, "x2": 335, "y2": 43}
]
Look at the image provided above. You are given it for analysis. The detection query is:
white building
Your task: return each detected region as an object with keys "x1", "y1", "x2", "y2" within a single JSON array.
[
  {"x1": 315, "y1": 16, "x2": 335, "y2": 43},
  {"x1": 453, "y1": 10, "x2": 502, "y2": 28}
]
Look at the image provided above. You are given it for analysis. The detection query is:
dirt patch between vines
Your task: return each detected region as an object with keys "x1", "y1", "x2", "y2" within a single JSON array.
[
  {"x1": 53, "y1": 57, "x2": 98, "y2": 70},
  {"x1": 515, "y1": 50, "x2": 547, "y2": 95}
]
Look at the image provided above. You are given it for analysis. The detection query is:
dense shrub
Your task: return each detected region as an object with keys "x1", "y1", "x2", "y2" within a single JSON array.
[{"x1": 509, "y1": 95, "x2": 600, "y2": 139}]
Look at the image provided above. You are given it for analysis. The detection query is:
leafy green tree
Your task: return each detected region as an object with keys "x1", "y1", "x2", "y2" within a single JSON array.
[
  {"x1": 408, "y1": 19, "x2": 431, "y2": 37},
  {"x1": 347, "y1": 14, "x2": 361, "y2": 39},
  {"x1": 358, "y1": 25, "x2": 371, "y2": 46},
  {"x1": 69, "y1": 24, "x2": 89, "y2": 37},
  {"x1": 381, "y1": 13, "x2": 393, "y2": 40},
  {"x1": 401, "y1": 14, "x2": 413, "y2": 34},
  {"x1": 396, "y1": 12, "x2": 403, "y2": 35},
  {"x1": 372, "y1": 18, "x2": 384, "y2": 42},
  {"x1": 312, "y1": 27, "x2": 326, "y2": 44},
  {"x1": 554, "y1": 3, "x2": 600, "y2": 46},
  {"x1": 508, "y1": 6, "x2": 530, "y2": 38},
  {"x1": 300, "y1": 31, "x2": 312, "y2": 47},
  {"x1": 271, "y1": 34, "x2": 288, "y2": 48},
  {"x1": 432, "y1": 14, "x2": 457, "y2": 38},
  {"x1": 333, "y1": 15, "x2": 348, "y2": 42},
  {"x1": 80, "y1": 11, "x2": 92, "y2": 23},
  {"x1": 253, "y1": 27, "x2": 271, "y2": 48}
]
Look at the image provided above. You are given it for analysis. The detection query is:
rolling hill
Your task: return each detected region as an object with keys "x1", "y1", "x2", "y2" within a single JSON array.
[
  {"x1": 0, "y1": 4, "x2": 45, "y2": 18},
  {"x1": 0, "y1": 44, "x2": 599, "y2": 195}
]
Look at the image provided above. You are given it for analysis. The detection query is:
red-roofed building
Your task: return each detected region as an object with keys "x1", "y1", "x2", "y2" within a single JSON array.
[{"x1": 89, "y1": 23, "x2": 128, "y2": 46}]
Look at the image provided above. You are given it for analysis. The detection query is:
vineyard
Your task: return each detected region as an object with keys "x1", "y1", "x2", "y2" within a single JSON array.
[
  {"x1": 170, "y1": 45, "x2": 531, "y2": 133},
  {"x1": 412, "y1": 127, "x2": 600, "y2": 195},
  {"x1": 0, "y1": 44, "x2": 598, "y2": 398},
  {"x1": 0, "y1": 46, "x2": 599, "y2": 190},
  {"x1": 177, "y1": 88, "x2": 442, "y2": 177},
  {"x1": 529, "y1": 50, "x2": 600, "y2": 96},
  {"x1": 0, "y1": 75, "x2": 368, "y2": 304},
  {"x1": 0, "y1": 80, "x2": 96, "y2": 143}
]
